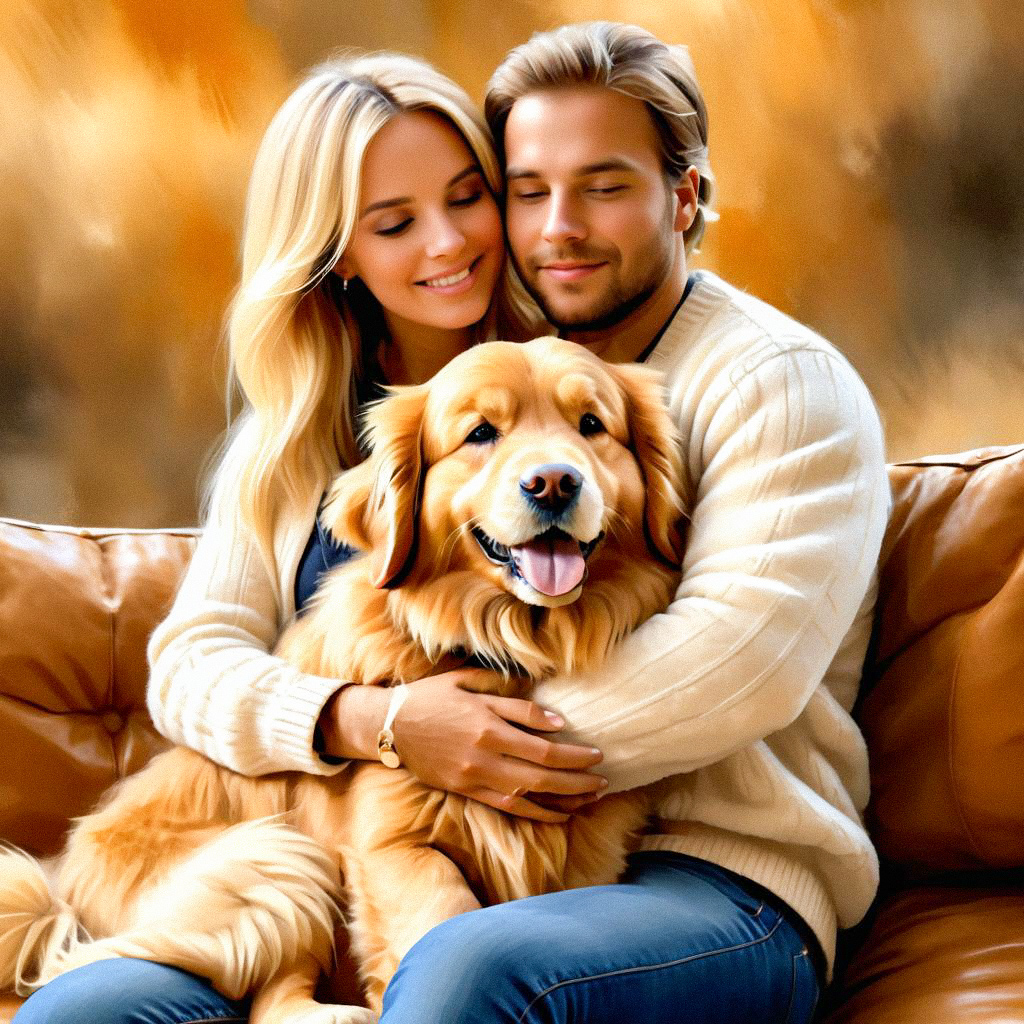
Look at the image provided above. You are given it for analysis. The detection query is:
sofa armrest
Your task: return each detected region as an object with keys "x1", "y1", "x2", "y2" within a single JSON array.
[{"x1": 861, "y1": 445, "x2": 1024, "y2": 872}]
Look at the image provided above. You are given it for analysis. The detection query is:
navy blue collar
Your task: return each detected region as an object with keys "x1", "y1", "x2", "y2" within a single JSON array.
[{"x1": 635, "y1": 272, "x2": 697, "y2": 365}]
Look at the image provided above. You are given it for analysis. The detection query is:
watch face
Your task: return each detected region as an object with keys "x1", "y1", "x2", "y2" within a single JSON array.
[{"x1": 380, "y1": 749, "x2": 401, "y2": 769}]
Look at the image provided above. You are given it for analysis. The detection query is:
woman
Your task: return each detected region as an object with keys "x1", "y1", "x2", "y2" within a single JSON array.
[{"x1": 13, "y1": 52, "x2": 607, "y2": 1024}]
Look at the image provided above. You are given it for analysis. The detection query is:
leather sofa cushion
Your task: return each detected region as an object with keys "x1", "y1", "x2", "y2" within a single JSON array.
[
  {"x1": 0, "y1": 519, "x2": 197, "y2": 857},
  {"x1": 860, "y1": 446, "x2": 1024, "y2": 872},
  {"x1": 821, "y1": 883, "x2": 1024, "y2": 1023}
]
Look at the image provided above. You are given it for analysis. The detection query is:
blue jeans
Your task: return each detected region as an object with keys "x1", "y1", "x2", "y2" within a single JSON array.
[
  {"x1": 12, "y1": 958, "x2": 246, "y2": 1024},
  {"x1": 14, "y1": 852, "x2": 821, "y2": 1024}
]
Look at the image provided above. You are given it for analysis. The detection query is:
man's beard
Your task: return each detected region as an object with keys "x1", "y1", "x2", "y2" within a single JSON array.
[
  {"x1": 538, "y1": 274, "x2": 661, "y2": 332},
  {"x1": 514, "y1": 230, "x2": 674, "y2": 333}
]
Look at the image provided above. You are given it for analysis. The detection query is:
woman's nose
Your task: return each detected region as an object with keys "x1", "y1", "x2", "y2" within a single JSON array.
[{"x1": 425, "y1": 210, "x2": 467, "y2": 259}]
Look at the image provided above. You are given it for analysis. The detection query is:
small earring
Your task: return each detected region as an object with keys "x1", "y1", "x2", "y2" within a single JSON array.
[{"x1": 342, "y1": 277, "x2": 349, "y2": 292}]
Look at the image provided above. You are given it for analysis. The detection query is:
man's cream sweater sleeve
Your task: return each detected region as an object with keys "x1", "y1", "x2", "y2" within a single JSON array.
[
  {"x1": 146, "y1": 484, "x2": 346, "y2": 777},
  {"x1": 532, "y1": 343, "x2": 890, "y2": 792}
]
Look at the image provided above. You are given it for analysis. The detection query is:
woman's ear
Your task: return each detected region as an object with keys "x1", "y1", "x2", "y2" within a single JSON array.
[
  {"x1": 361, "y1": 383, "x2": 429, "y2": 588},
  {"x1": 331, "y1": 252, "x2": 356, "y2": 283},
  {"x1": 609, "y1": 361, "x2": 690, "y2": 566}
]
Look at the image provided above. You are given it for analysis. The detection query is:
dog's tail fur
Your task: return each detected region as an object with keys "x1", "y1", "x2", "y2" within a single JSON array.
[
  {"x1": 58, "y1": 818, "x2": 345, "y2": 1000},
  {"x1": 0, "y1": 845, "x2": 87, "y2": 996},
  {"x1": 2, "y1": 820, "x2": 344, "y2": 1001}
]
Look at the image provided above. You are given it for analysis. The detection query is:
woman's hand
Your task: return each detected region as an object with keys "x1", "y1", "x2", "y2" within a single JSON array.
[{"x1": 319, "y1": 670, "x2": 607, "y2": 823}]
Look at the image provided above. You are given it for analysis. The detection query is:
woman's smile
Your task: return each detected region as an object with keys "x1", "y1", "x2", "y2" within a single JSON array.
[{"x1": 417, "y1": 254, "x2": 484, "y2": 293}]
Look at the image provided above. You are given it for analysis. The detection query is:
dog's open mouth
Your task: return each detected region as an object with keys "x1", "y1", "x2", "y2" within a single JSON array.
[{"x1": 472, "y1": 526, "x2": 602, "y2": 598}]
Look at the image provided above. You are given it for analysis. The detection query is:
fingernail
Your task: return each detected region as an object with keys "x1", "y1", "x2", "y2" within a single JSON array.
[
  {"x1": 598, "y1": 777, "x2": 609, "y2": 789},
  {"x1": 544, "y1": 712, "x2": 564, "y2": 726}
]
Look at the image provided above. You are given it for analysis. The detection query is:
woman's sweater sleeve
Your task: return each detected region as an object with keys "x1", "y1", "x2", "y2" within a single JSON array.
[
  {"x1": 146, "y1": 485, "x2": 347, "y2": 778},
  {"x1": 531, "y1": 344, "x2": 890, "y2": 792}
]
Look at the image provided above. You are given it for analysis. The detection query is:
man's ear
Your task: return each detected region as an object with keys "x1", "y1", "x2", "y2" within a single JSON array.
[
  {"x1": 361, "y1": 383, "x2": 429, "y2": 589},
  {"x1": 673, "y1": 166, "x2": 700, "y2": 233},
  {"x1": 608, "y1": 361, "x2": 690, "y2": 566}
]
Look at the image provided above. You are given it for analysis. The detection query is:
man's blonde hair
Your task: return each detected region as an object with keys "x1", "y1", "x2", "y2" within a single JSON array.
[{"x1": 486, "y1": 21, "x2": 716, "y2": 254}]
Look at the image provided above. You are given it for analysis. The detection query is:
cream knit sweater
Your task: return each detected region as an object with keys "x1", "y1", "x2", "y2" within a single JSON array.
[{"x1": 147, "y1": 271, "x2": 890, "y2": 975}]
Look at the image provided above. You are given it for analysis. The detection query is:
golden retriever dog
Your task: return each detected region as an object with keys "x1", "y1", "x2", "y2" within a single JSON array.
[{"x1": 0, "y1": 337, "x2": 687, "y2": 1024}]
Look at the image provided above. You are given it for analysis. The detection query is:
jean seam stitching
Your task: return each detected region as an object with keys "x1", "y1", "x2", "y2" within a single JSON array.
[
  {"x1": 515, "y1": 915, "x2": 784, "y2": 1024},
  {"x1": 783, "y1": 949, "x2": 805, "y2": 1024},
  {"x1": 173, "y1": 1017, "x2": 247, "y2": 1024},
  {"x1": 805, "y1": 952, "x2": 820, "y2": 1022}
]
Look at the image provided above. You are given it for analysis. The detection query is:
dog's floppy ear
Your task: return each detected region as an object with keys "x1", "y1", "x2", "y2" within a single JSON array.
[
  {"x1": 360, "y1": 383, "x2": 429, "y2": 589},
  {"x1": 320, "y1": 457, "x2": 376, "y2": 552},
  {"x1": 608, "y1": 362, "x2": 690, "y2": 566}
]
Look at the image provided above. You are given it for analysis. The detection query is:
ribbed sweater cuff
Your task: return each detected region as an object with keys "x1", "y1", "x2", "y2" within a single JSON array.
[
  {"x1": 263, "y1": 671, "x2": 350, "y2": 776},
  {"x1": 638, "y1": 823, "x2": 837, "y2": 980}
]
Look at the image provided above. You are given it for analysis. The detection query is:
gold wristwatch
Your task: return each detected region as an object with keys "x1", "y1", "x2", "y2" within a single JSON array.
[
  {"x1": 376, "y1": 727, "x2": 401, "y2": 768},
  {"x1": 376, "y1": 684, "x2": 409, "y2": 768}
]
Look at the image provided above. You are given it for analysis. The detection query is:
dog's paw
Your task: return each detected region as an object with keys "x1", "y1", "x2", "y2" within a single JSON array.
[{"x1": 288, "y1": 1006, "x2": 378, "y2": 1024}]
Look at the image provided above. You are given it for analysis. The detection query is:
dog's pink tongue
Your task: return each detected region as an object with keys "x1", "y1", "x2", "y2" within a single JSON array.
[{"x1": 511, "y1": 535, "x2": 585, "y2": 597}]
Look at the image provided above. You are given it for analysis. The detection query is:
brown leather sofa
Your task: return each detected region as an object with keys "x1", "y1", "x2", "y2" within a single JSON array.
[{"x1": 2, "y1": 444, "x2": 1023, "y2": 1023}]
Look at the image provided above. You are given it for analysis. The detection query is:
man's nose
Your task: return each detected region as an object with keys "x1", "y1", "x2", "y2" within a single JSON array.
[
  {"x1": 541, "y1": 193, "x2": 586, "y2": 244},
  {"x1": 520, "y1": 463, "x2": 583, "y2": 515}
]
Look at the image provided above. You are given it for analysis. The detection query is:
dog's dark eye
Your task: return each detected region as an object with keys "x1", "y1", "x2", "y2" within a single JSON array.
[
  {"x1": 579, "y1": 413, "x2": 605, "y2": 436},
  {"x1": 465, "y1": 421, "x2": 499, "y2": 445}
]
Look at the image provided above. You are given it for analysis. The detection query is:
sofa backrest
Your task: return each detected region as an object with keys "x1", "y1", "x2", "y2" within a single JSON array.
[
  {"x1": 0, "y1": 519, "x2": 198, "y2": 855},
  {"x1": 2, "y1": 444, "x2": 1024, "y2": 870}
]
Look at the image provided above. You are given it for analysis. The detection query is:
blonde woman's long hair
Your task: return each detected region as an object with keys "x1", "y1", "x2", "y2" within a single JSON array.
[
  {"x1": 485, "y1": 22, "x2": 717, "y2": 256},
  {"x1": 204, "y1": 53, "x2": 502, "y2": 577}
]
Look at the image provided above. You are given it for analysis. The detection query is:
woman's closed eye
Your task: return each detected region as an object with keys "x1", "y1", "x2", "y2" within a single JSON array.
[
  {"x1": 448, "y1": 171, "x2": 488, "y2": 208},
  {"x1": 375, "y1": 217, "x2": 413, "y2": 237},
  {"x1": 373, "y1": 189, "x2": 485, "y2": 236},
  {"x1": 449, "y1": 189, "x2": 485, "y2": 208}
]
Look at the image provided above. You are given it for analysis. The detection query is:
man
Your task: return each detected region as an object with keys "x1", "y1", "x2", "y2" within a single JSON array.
[{"x1": 382, "y1": 22, "x2": 890, "y2": 1024}]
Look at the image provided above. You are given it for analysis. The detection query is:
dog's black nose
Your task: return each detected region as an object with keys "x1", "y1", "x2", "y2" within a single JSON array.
[{"x1": 520, "y1": 464, "x2": 582, "y2": 514}]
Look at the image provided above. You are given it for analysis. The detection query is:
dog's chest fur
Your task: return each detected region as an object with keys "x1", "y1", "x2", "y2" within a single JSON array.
[
  {"x1": 293, "y1": 761, "x2": 650, "y2": 906},
  {"x1": 278, "y1": 549, "x2": 660, "y2": 907}
]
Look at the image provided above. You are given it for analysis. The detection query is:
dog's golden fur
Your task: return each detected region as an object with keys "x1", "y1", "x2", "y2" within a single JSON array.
[{"x1": 0, "y1": 338, "x2": 686, "y2": 1024}]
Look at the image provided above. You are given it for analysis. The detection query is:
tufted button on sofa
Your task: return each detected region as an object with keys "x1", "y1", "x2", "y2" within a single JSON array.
[{"x1": 2, "y1": 445, "x2": 1024, "y2": 1022}]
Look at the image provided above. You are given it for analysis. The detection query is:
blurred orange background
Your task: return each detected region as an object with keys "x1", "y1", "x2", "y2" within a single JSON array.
[{"x1": 1, "y1": 0, "x2": 1021, "y2": 526}]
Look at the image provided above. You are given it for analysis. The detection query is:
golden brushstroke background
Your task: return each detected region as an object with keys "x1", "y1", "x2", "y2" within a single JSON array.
[{"x1": 2, "y1": 0, "x2": 1022, "y2": 526}]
